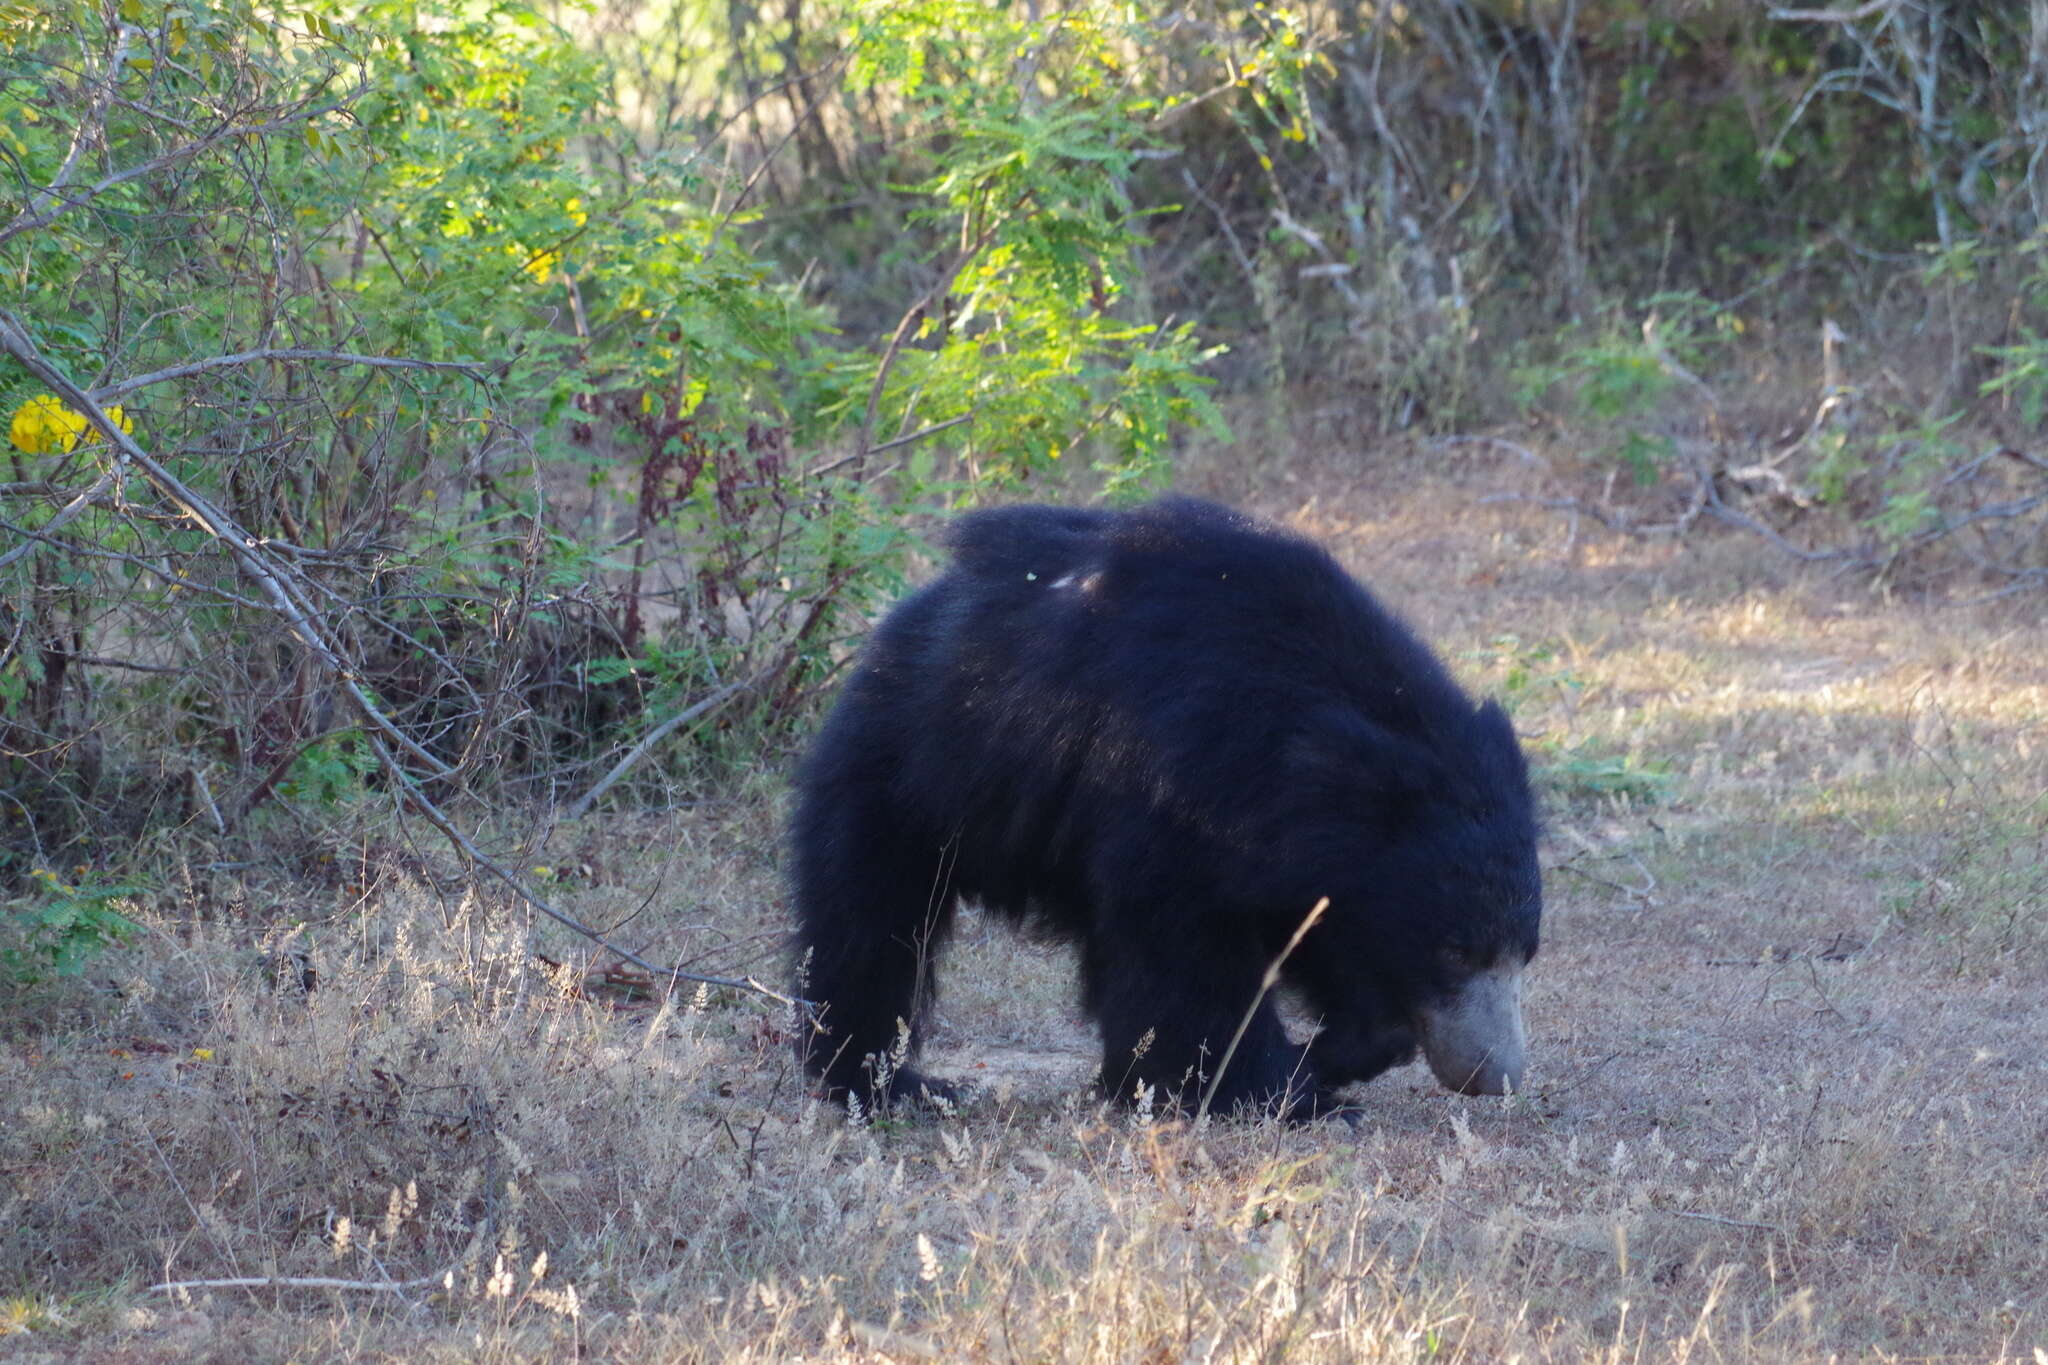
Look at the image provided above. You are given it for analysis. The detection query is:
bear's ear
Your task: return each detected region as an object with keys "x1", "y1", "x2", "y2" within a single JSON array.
[
  {"x1": 1287, "y1": 706, "x2": 1447, "y2": 813},
  {"x1": 1469, "y1": 698, "x2": 1531, "y2": 783}
]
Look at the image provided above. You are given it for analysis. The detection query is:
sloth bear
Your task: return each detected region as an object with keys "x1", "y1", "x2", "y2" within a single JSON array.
[{"x1": 790, "y1": 497, "x2": 1540, "y2": 1117}]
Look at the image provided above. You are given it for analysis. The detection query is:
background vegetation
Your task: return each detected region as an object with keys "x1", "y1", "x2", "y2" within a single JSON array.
[
  {"x1": 6, "y1": 0, "x2": 2046, "y2": 903},
  {"x1": 1, "y1": 2, "x2": 2044, "y2": 1359}
]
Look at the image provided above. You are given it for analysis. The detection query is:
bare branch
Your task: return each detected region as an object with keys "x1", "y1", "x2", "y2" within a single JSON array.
[
  {"x1": 88, "y1": 348, "x2": 490, "y2": 403},
  {"x1": 0, "y1": 516, "x2": 269, "y2": 607},
  {"x1": 804, "y1": 414, "x2": 973, "y2": 480},
  {"x1": 9, "y1": 25, "x2": 136, "y2": 241},
  {"x1": 1769, "y1": 0, "x2": 1899, "y2": 23},
  {"x1": 372, "y1": 731, "x2": 803, "y2": 1008},
  {"x1": 852, "y1": 209, "x2": 1016, "y2": 475},
  {"x1": 0, "y1": 470, "x2": 121, "y2": 571},
  {"x1": 0, "y1": 99, "x2": 355, "y2": 248},
  {"x1": 563, "y1": 672, "x2": 763, "y2": 821},
  {"x1": 66, "y1": 653, "x2": 188, "y2": 675}
]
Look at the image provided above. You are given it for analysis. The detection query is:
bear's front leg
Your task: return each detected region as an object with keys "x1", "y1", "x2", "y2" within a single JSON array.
[
  {"x1": 1307, "y1": 1014, "x2": 1418, "y2": 1090},
  {"x1": 1081, "y1": 916, "x2": 1319, "y2": 1119},
  {"x1": 791, "y1": 787, "x2": 961, "y2": 1111}
]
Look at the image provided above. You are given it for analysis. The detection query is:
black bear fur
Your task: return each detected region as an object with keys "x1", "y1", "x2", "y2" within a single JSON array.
[{"x1": 789, "y1": 497, "x2": 1540, "y2": 1116}]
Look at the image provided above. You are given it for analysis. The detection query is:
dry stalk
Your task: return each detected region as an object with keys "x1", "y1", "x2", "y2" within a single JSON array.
[{"x1": 1196, "y1": 896, "x2": 1329, "y2": 1124}]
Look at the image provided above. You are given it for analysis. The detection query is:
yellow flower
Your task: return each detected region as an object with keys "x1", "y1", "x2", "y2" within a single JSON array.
[
  {"x1": 8, "y1": 394, "x2": 133, "y2": 455},
  {"x1": 505, "y1": 244, "x2": 559, "y2": 283}
]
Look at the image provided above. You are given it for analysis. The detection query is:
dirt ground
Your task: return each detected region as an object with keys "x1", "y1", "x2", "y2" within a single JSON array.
[{"x1": 2, "y1": 429, "x2": 2044, "y2": 1362}]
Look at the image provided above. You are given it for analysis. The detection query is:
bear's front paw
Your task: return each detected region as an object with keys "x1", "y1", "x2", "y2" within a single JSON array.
[{"x1": 883, "y1": 1067, "x2": 968, "y2": 1113}]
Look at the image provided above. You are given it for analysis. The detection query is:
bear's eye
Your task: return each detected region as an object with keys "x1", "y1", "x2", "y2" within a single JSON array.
[{"x1": 1439, "y1": 943, "x2": 1477, "y2": 971}]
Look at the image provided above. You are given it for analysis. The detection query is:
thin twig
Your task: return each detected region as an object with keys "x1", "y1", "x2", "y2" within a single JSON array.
[
  {"x1": 1534, "y1": 1048, "x2": 1624, "y2": 1098},
  {"x1": 1550, "y1": 856, "x2": 1659, "y2": 903},
  {"x1": 7, "y1": 25, "x2": 136, "y2": 243},
  {"x1": 853, "y1": 213, "x2": 1015, "y2": 473},
  {"x1": 708, "y1": 44, "x2": 858, "y2": 250},
  {"x1": 66, "y1": 653, "x2": 187, "y2": 675},
  {"x1": 1179, "y1": 166, "x2": 1261, "y2": 297},
  {"x1": 0, "y1": 100, "x2": 355, "y2": 248},
  {"x1": 804, "y1": 414, "x2": 974, "y2": 481},
  {"x1": 0, "y1": 516, "x2": 268, "y2": 607},
  {"x1": 861, "y1": 413, "x2": 976, "y2": 458}
]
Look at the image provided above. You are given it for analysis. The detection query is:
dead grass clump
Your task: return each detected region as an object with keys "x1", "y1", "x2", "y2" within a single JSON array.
[{"x1": 3, "y1": 885, "x2": 757, "y2": 1301}]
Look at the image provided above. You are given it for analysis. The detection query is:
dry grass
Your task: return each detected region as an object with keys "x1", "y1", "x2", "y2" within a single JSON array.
[{"x1": 4, "y1": 421, "x2": 2046, "y2": 1363}]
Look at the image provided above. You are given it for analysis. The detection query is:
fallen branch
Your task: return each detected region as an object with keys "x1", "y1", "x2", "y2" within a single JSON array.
[
  {"x1": 372, "y1": 729, "x2": 804, "y2": 1008},
  {"x1": 1551, "y1": 859, "x2": 1659, "y2": 904},
  {"x1": 149, "y1": 1272, "x2": 448, "y2": 1296},
  {"x1": 1661, "y1": 1207, "x2": 1785, "y2": 1235},
  {"x1": 1480, "y1": 491, "x2": 1701, "y2": 539},
  {"x1": 1433, "y1": 433, "x2": 1550, "y2": 469}
]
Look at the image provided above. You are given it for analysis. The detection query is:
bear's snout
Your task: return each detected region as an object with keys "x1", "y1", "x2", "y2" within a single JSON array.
[{"x1": 1415, "y1": 962, "x2": 1527, "y2": 1096}]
